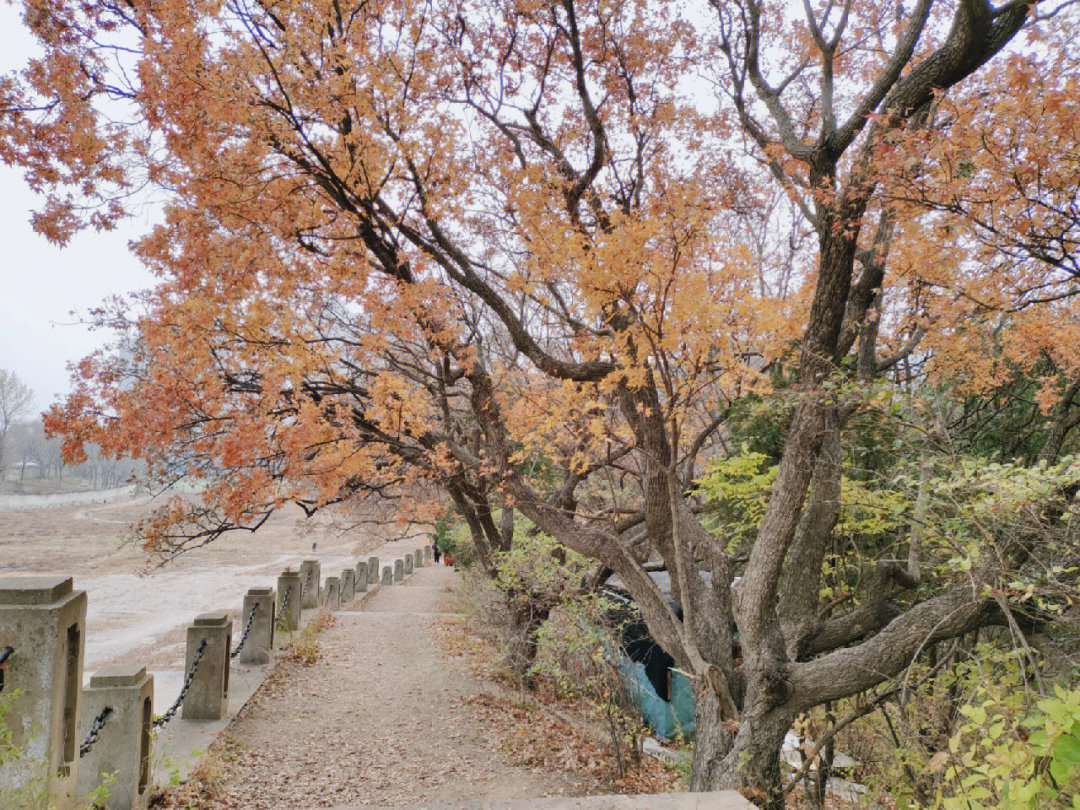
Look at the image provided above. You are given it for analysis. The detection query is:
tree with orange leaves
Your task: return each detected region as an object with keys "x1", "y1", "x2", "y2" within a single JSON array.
[{"x1": 4, "y1": 0, "x2": 1080, "y2": 803}]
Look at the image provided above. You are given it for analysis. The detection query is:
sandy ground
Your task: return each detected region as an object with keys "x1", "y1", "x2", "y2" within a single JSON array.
[
  {"x1": 0, "y1": 494, "x2": 418, "y2": 674},
  {"x1": 0, "y1": 484, "x2": 136, "y2": 510},
  {"x1": 189, "y1": 564, "x2": 589, "y2": 809}
]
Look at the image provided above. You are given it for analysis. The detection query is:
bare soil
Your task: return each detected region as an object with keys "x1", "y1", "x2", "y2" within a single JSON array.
[{"x1": 0, "y1": 495, "x2": 376, "y2": 575}]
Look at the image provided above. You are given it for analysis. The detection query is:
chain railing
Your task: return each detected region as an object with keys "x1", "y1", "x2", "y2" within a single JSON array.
[
  {"x1": 79, "y1": 706, "x2": 113, "y2": 757},
  {"x1": 153, "y1": 638, "x2": 207, "y2": 729},
  {"x1": 275, "y1": 585, "x2": 292, "y2": 622},
  {"x1": 230, "y1": 606, "x2": 257, "y2": 660}
]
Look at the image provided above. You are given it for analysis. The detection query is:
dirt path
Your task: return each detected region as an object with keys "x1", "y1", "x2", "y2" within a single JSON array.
[{"x1": 196, "y1": 564, "x2": 589, "y2": 809}]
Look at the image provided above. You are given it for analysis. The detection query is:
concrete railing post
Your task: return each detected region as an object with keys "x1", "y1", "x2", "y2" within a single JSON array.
[
  {"x1": 299, "y1": 559, "x2": 321, "y2": 609},
  {"x1": 324, "y1": 577, "x2": 340, "y2": 611},
  {"x1": 381, "y1": 565, "x2": 393, "y2": 585},
  {"x1": 414, "y1": 548, "x2": 423, "y2": 568},
  {"x1": 340, "y1": 569, "x2": 355, "y2": 602},
  {"x1": 355, "y1": 563, "x2": 368, "y2": 593},
  {"x1": 78, "y1": 666, "x2": 154, "y2": 810},
  {"x1": 394, "y1": 559, "x2": 404, "y2": 582},
  {"x1": 366, "y1": 557, "x2": 377, "y2": 586},
  {"x1": 275, "y1": 572, "x2": 302, "y2": 634},
  {"x1": 239, "y1": 588, "x2": 274, "y2": 664},
  {"x1": 404, "y1": 555, "x2": 413, "y2": 576},
  {"x1": 181, "y1": 613, "x2": 231, "y2": 720},
  {"x1": 0, "y1": 576, "x2": 87, "y2": 809}
]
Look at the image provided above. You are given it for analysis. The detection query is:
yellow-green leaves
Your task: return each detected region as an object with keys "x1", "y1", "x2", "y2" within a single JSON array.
[{"x1": 938, "y1": 685, "x2": 1080, "y2": 809}]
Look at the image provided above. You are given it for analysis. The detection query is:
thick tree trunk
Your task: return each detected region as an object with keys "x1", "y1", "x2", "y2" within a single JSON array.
[
  {"x1": 716, "y1": 691, "x2": 795, "y2": 810},
  {"x1": 690, "y1": 645, "x2": 796, "y2": 807},
  {"x1": 689, "y1": 684, "x2": 735, "y2": 791}
]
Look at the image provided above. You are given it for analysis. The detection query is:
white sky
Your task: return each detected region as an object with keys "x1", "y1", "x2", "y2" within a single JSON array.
[{"x1": 0, "y1": 5, "x2": 156, "y2": 415}]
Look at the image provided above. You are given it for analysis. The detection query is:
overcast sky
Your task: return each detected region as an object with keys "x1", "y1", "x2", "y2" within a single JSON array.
[{"x1": 0, "y1": 5, "x2": 157, "y2": 415}]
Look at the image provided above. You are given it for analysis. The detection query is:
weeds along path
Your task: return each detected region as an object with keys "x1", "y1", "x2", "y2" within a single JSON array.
[{"x1": 168, "y1": 564, "x2": 587, "y2": 809}]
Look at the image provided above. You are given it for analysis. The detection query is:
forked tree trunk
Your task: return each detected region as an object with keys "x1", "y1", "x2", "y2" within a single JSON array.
[{"x1": 690, "y1": 659, "x2": 796, "y2": 809}]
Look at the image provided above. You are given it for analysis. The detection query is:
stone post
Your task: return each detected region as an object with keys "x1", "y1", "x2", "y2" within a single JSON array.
[
  {"x1": 394, "y1": 559, "x2": 404, "y2": 582},
  {"x1": 355, "y1": 563, "x2": 368, "y2": 593},
  {"x1": 365, "y1": 557, "x2": 377, "y2": 585},
  {"x1": 414, "y1": 548, "x2": 423, "y2": 568},
  {"x1": 340, "y1": 569, "x2": 355, "y2": 602},
  {"x1": 299, "y1": 559, "x2": 321, "y2": 609},
  {"x1": 181, "y1": 613, "x2": 231, "y2": 721},
  {"x1": 0, "y1": 576, "x2": 87, "y2": 810},
  {"x1": 426, "y1": 545, "x2": 433, "y2": 563},
  {"x1": 324, "y1": 577, "x2": 340, "y2": 611},
  {"x1": 239, "y1": 588, "x2": 274, "y2": 665},
  {"x1": 381, "y1": 565, "x2": 393, "y2": 585},
  {"x1": 275, "y1": 572, "x2": 302, "y2": 634},
  {"x1": 404, "y1": 555, "x2": 413, "y2": 576},
  {"x1": 78, "y1": 666, "x2": 154, "y2": 810}
]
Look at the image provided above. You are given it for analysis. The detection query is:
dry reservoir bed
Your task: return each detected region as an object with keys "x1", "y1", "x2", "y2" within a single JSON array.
[{"x1": 0, "y1": 494, "x2": 385, "y2": 676}]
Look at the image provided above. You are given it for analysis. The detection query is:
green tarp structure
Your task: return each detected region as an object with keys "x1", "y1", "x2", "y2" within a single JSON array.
[{"x1": 617, "y1": 655, "x2": 696, "y2": 739}]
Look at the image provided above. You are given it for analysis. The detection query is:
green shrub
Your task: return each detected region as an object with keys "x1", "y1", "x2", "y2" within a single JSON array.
[
  {"x1": 439, "y1": 520, "x2": 477, "y2": 569},
  {"x1": 934, "y1": 682, "x2": 1080, "y2": 808},
  {"x1": 0, "y1": 687, "x2": 23, "y2": 765}
]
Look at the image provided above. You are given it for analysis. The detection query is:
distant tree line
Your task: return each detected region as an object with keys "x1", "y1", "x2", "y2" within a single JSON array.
[
  {"x1": 0, "y1": 369, "x2": 137, "y2": 492},
  {"x1": 1, "y1": 418, "x2": 138, "y2": 492}
]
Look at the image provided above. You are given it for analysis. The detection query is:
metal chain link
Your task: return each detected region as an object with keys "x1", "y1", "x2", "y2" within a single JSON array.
[
  {"x1": 153, "y1": 638, "x2": 208, "y2": 729},
  {"x1": 80, "y1": 706, "x2": 113, "y2": 757},
  {"x1": 230, "y1": 606, "x2": 258, "y2": 659},
  {"x1": 275, "y1": 585, "x2": 292, "y2": 622}
]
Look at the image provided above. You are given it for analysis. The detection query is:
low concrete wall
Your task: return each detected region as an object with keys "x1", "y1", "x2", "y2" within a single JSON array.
[{"x1": 320, "y1": 792, "x2": 756, "y2": 810}]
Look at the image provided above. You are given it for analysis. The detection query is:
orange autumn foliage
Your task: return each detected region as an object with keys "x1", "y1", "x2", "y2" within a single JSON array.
[{"x1": 4, "y1": 0, "x2": 1080, "y2": 797}]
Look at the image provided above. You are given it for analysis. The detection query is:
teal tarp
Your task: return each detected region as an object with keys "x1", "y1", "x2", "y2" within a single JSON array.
[{"x1": 617, "y1": 656, "x2": 696, "y2": 739}]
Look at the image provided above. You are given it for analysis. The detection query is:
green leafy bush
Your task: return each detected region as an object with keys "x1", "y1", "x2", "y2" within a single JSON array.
[
  {"x1": 492, "y1": 528, "x2": 594, "y2": 600},
  {"x1": 935, "y1": 684, "x2": 1080, "y2": 809},
  {"x1": 440, "y1": 519, "x2": 477, "y2": 569},
  {"x1": 0, "y1": 687, "x2": 22, "y2": 765}
]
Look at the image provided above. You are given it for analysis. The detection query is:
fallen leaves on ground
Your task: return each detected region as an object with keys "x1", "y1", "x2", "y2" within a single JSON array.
[
  {"x1": 462, "y1": 692, "x2": 682, "y2": 795},
  {"x1": 435, "y1": 614, "x2": 682, "y2": 795}
]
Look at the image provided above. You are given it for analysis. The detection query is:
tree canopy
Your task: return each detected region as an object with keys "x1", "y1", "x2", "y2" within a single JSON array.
[{"x1": 4, "y1": 0, "x2": 1080, "y2": 803}]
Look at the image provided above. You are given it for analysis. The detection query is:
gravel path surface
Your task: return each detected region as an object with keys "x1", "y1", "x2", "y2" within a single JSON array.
[{"x1": 204, "y1": 564, "x2": 587, "y2": 808}]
